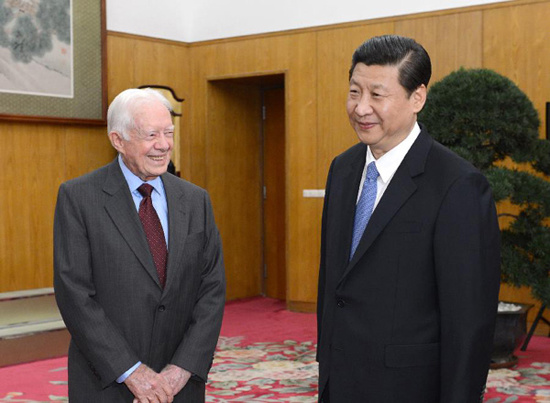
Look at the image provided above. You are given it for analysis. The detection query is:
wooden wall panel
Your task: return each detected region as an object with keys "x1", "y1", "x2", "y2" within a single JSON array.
[
  {"x1": 0, "y1": 122, "x2": 112, "y2": 292},
  {"x1": 64, "y1": 127, "x2": 114, "y2": 180},
  {"x1": 206, "y1": 82, "x2": 263, "y2": 299},
  {"x1": 285, "y1": 33, "x2": 321, "y2": 306},
  {"x1": 262, "y1": 87, "x2": 287, "y2": 300},
  {"x1": 3, "y1": 1, "x2": 550, "y2": 320},
  {"x1": 0, "y1": 124, "x2": 63, "y2": 291},
  {"x1": 395, "y1": 11, "x2": 483, "y2": 84},
  {"x1": 107, "y1": 35, "x2": 190, "y2": 103},
  {"x1": 106, "y1": 35, "x2": 137, "y2": 103},
  {"x1": 0, "y1": 34, "x2": 190, "y2": 293},
  {"x1": 483, "y1": 2, "x2": 550, "y2": 140}
]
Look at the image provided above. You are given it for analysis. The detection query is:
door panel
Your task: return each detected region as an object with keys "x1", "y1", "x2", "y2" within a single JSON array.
[
  {"x1": 207, "y1": 81, "x2": 263, "y2": 299},
  {"x1": 263, "y1": 87, "x2": 286, "y2": 299}
]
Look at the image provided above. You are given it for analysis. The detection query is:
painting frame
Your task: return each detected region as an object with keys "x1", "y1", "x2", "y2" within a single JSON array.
[{"x1": 0, "y1": 0, "x2": 106, "y2": 125}]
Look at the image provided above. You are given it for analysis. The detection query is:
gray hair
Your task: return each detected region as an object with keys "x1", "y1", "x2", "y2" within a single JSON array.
[{"x1": 107, "y1": 88, "x2": 173, "y2": 140}]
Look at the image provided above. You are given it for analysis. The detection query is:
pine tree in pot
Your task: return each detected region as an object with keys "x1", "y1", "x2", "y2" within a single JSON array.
[{"x1": 418, "y1": 68, "x2": 550, "y2": 367}]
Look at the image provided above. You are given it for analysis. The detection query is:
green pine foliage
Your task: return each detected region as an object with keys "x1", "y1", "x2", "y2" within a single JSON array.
[{"x1": 419, "y1": 67, "x2": 550, "y2": 306}]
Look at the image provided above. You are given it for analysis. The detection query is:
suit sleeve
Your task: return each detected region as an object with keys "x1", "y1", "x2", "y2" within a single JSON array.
[
  {"x1": 53, "y1": 183, "x2": 139, "y2": 387},
  {"x1": 317, "y1": 159, "x2": 335, "y2": 362},
  {"x1": 434, "y1": 171, "x2": 501, "y2": 402},
  {"x1": 169, "y1": 191, "x2": 226, "y2": 381}
]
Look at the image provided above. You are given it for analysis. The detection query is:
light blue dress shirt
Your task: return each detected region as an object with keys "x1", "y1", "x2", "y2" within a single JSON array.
[{"x1": 115, "y1": 155, "x2": 170, "y2": 383}]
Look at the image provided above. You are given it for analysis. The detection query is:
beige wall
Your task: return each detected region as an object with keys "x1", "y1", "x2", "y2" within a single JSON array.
[{"x1": 1, "y1": 0, "x2": 548, "y2": 332}]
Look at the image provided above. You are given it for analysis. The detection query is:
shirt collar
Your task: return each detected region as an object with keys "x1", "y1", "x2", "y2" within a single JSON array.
[
  {"x1": 366, "y1": 122, "x2": 421, "y2": 184},
  {"x1": 118, "y1": 154, "x2": 164, "y2": 195}
]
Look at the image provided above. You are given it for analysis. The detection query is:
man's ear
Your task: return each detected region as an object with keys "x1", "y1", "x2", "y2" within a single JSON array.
[
  {"x1": 412, "y1": 84, "x2": 427, "y2": 113},
  {"x1": 108, "y1": 131, "x2": 125, "y2": 154}
]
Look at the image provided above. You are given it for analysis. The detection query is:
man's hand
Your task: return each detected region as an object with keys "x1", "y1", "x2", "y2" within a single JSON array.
[
  {"x1": 125, "y1": 364, "x2": 174, "y2": 403},
  {"x1": 161, "y1": 364, "x2": 192, "y2": 395}
]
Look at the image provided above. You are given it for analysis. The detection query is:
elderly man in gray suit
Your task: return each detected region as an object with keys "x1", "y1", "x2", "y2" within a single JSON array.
[{"x1": 54, "y1": 88, "x2": 226, "y2": 402}]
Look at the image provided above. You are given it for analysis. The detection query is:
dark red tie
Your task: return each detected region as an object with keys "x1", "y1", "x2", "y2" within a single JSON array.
[{"x1": 137, "y1": 184, "x2": 167, "y2": 288}]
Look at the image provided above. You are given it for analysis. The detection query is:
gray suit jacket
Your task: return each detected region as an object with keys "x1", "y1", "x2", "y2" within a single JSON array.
[{"x1": 54, "y1": 159, "x2": 225, "y2": 402}]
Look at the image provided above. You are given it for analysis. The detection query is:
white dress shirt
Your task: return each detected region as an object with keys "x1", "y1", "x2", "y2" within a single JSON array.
[{"x1": 356, "y1": 122, "x2": 421, "y2": 209}]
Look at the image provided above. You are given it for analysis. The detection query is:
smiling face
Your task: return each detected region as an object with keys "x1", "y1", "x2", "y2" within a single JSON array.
[
  {"x1": 346, "y1": 62, "x2": 426, "y2": 159},
  {"x1": 109, "y1": 99, "x2": 174, "y2": 181}
]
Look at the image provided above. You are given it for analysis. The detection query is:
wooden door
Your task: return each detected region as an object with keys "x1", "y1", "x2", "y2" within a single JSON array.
[
  {"x1": 262, "y1": 87, "x2": 286, "y2": 299},
  {"x1": 207, "y1": 81, "x2": 263, "y2": 300}
]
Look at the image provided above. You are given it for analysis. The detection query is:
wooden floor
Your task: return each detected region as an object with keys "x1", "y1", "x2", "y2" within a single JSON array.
[{"x1": 0, "y1": 288, "x2": 69, "y2": 367}]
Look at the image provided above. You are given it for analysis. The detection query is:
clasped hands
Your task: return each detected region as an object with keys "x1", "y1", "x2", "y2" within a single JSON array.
[{"x1": 125, "y1": 363, "x2": 192, "y2": 403}]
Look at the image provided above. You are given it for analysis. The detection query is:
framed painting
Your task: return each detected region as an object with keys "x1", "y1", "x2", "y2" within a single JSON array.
[{"x1": 0, "y1": 0, "x2": 106, "y2": 125}]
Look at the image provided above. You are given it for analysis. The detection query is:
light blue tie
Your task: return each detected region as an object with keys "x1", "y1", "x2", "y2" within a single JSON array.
[{"x1": 350, "y1": 161, "x2": 379, "y2": 259}]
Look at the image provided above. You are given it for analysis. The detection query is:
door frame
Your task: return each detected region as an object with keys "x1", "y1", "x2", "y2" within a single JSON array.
[{"x1": 205, "y1": 72, "x2": 288, "y2": 301}]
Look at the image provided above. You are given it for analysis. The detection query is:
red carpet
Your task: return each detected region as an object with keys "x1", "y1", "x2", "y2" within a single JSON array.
[
  {"x1": 485, "y1": 335, "x2": 550, "y2": 401},
  {"x1": 219, "y1": 297, "x2": 316, "y2": 343},
  {"x1": 0, "y1": 297, "x2": 549, "y2": 402},
  {"x1": 0, "y1": 356, "x2": 67, "y2": 401},
  {"x1": 207, "y1": 297, "x2": 318, "y2": 401}
]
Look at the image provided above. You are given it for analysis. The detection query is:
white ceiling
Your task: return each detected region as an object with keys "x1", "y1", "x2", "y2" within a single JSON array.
[{"x1": 105, "y1": 0, "x2": 509, "y2": 43}]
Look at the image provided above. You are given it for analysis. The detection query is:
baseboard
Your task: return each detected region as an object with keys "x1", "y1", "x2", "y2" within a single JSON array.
[
  {"x1": 287, "y1": 300, "x2": 316, "y2": 313},
  {"x1": 0, "y1": 288, "x2": 69, "y2": 367},
  {"x1": 0, "y1": 328, "x2": 70, "y2": 367}
]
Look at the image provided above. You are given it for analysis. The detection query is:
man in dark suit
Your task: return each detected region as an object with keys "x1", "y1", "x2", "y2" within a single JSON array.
[
  {"x1": 54, "y1": 88, "x2": 226, "y2": 402},
  {"x1": 317, "y1": 35, "x2": 501, "y2": 402}
]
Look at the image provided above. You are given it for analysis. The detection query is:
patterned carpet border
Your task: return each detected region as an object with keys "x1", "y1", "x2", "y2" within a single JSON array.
[{"x1": 206, "y1": 336, "x2": 318, "y2": 402}]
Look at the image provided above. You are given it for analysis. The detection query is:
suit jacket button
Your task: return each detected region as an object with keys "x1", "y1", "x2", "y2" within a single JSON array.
[
  {"x1": 158, "y1": 305, "x2": 166, "y2": 312},
  {"x1": 337, "y1": 299, "x2": 345, "y2": 308}
]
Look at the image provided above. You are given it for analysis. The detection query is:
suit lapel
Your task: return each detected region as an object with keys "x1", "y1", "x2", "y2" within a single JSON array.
[
  {"x1": 338, "y1": 129, "x2": 433, "y2": 284},
  {"x1": 162, "y1": 173, "x2": 189, "y2": 291},
  {"x1": 103, "y1": 159, "x2": 162, "y2": 288}
]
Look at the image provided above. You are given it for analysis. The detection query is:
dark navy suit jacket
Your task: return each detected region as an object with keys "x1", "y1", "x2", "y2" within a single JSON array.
[{"x1": 317, "y1": 126, "x2": 500, "y2": 402}]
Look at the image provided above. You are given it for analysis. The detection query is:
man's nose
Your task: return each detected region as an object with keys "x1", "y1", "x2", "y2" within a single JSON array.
[
  {"x1": 155, "y1": 133, "x2": 172, "y2": 150},
  {"x1": 355, "y1": 95, "x2": 373, "y2": 116}
]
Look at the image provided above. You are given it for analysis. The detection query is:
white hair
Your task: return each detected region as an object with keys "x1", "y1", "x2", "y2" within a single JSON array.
[{"x1": 107, "y1": 88, "x2": 173, "y2": 140}]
